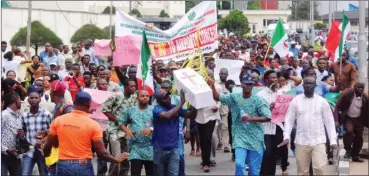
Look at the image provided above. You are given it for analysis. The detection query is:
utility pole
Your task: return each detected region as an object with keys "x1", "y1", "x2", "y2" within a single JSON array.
[
  {"x1": 310, "y1": 1, "x2": 315, "y2": 44},
  {"x1": 26, "y1": 0, "x2": 32, "y2": 57},
  {"x1": 129, "y1": 1, "x2": 132, "y2": 14},
  {"x1": 358, "y1": 1, "x2": 368, "y2": 89},
  {"x1": 109, "y1": 1, "x2": 112, "y2": 38},
  {"x1": 328, "y1": 1, "x2": 332, "y2": 30}
]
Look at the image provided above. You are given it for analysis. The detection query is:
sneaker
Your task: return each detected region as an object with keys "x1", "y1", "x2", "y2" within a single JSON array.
[
  {"x1": 209, "y1": 160, "x2": 216, "y2": 167},
  {"x1": 328, "y1": 158, "x2": 334, "y2": 165},
  {"x1": 344, "y1": 151, "x2": 351, "y2": 159},
  {"x1": 203, "y1": 165, "x2": 210, "y2": 172},
  {"x1": 224, "y1": 147, "x2": 230, "y2": 153},
  {"x1": 217, "y1": 143, "x2": 223, "y2": 150},
  {"x1": 352, "y1": 157, "x2": 364, "y2": 163}
]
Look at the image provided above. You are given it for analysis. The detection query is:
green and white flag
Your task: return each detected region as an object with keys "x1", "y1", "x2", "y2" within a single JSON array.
[
  {"x1": 141, "y1": 30, "x2": 151, "y2": 81},
  {"x1": 271, "y1": 19, "x2": 289, "y2": 58},
  {"x1": 338, "y1": 11, "x2": 351, "y2": 59},
  {"x1": 136, "y1": 30, "x2": 154, "y2": 95}
]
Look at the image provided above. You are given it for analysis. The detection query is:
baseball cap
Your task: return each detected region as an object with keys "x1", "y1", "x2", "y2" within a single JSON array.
[
  {"x1": 241, "y1": 74, "x2": 254, "y2": 85},
  {"x1": 154, "y1": 89, "x2": 170, "y2": 101},
  {"x1": 50, "y1": 80, "x2": 66, "y2": 95},
  {"x1": 49, "y1": 62, "x2": 57, "y2": 66},
  {"x1": 75, "y1": 91, "x2": 92, "y2": 102}
]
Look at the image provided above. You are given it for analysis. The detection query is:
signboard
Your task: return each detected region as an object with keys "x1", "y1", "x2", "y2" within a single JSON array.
[
  {"x1": 115, "y1": 1, "x2": 217, "y2": 62},
  {"x1": 271, "y1": 95, "x2": 295, "y2": 125}
]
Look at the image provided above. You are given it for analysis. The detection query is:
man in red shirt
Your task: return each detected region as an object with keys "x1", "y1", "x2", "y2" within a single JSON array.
[{"x1": 64, "y1": 63, "x2": 84, "y2": 101}]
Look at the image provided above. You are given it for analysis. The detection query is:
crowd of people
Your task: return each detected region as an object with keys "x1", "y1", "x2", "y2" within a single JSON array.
[{"x1": 0, "y1": 31, "x2": 368, "y2": 176}]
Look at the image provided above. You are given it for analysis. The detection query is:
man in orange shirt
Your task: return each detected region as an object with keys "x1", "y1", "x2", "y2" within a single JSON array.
[{"x1": 43, "y1": 92, "x2": 129, "y2": 176}]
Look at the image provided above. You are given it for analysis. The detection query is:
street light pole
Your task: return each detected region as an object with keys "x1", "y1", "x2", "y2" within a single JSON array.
[
  {"x1": 109, "y1": 1, "x2": 112, "y2": 38},
  {"x1": 26, "y1": 0, "x2": 32, "y2": 57},
  {"x1": 358, "y1": 1, "x2": 368, "y2": 88},
  {"x1": 328, "y1": 1, "x2": 332, "y2": 30},
  {"x1": 310, "y1": 1, "x2": 315, "y2": 45}
]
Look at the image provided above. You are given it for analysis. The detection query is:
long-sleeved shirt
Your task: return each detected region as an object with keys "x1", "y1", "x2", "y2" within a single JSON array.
[
  {"x1": 216, "y1": 81, "x2": 230, "y2": 116},
  {"x1": 1, "y1": 108, "x2": 23, "y2": 158},
  {"x1": 330, "y1": 61, "x2": 357, "y2": 91},
  {"x1": 283, "y1": 94, "x2": 337, "y2": 146},
  {"x1": 257, "y1": 87, "x2": 283, "y2": 135}
]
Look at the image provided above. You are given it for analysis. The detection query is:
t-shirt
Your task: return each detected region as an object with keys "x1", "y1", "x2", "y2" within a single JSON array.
[
  {"x1": 3, "y1": 59, "x2": 21, "y2": 77},
  {"x1": 64, "y1": 76, "x2": 84, "y2": 101},
  {"x1": 152, "y1": 104, "x2": 186, "y2": 150},
  {"x1": 49, "y1": 110, "x2": 102, "y2": 160}
]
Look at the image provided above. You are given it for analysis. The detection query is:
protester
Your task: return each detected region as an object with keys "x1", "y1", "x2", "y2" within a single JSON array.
[
  {"x1": 43, "y1": 92, "x2": 129, "y2": 176},
  {"x1": 208, "y1": 74, "x2": 271, "y2": 176},
  {"x1": 3, "y1": 51, "x2": 21, "y2": 81},
  {"x1": 330, "y1": 52, "x2": 357, "y2": 91},
  {"x1": 58, "y1": 58, "x2": 73, "y2": 81},
  {"x1": 25, "y1": 56, "x2": 44, "y2": 84},
  {"x1": 336, "y1": 82, "x2": 368, "y2": 162},
  {"x1": 39, "y1": 43, "x2": 51, "y2": 62},
  {"x1": 21, "y1": 86, "x2": 52, "y2": 176},
  {"x1": 102, "y1": 79, "x2": 137, "y2": 176},
  {"x1": 83, "y1": 71, "x2": 96, "y2": 89},
  {"x1": 64, "y1": 63, "x2": 84, "y2": 101},
  {"x1": 152, "y1": 89, "x2": 197, "y2": 175},
  {"x1": 43, "y1": 47, "x2": 59, "y2": 68},
  {"x1": 280, "y1": 76, "x2": 338, "y2": 175},
  {"x1": 1, "y1": 92, "x2": 23, "y2": 176},
  {"x1": 99, "y1": 69, "x2": 120, "y2": 92},
  {"x1": 80, "y1": 54, "x2": 91, "y2": 74}
]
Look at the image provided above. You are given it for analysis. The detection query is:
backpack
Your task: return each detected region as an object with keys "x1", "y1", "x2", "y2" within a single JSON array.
[{"x1": 15, "y1": 134, "x2": 31, "y2": 154}]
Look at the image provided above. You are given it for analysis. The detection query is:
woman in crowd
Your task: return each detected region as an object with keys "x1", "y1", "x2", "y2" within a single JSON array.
[{"x1": 25, "y1": 55, "x2": 44, "y2": 85}]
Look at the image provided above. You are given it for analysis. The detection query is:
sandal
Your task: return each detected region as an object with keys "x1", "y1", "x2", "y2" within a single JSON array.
[
  {"x1": 189, "y1": 150, "x2": 195, "y2": 156},
  {"x1": 196, "y1": 151, "x2": 201, "y2": 157}
]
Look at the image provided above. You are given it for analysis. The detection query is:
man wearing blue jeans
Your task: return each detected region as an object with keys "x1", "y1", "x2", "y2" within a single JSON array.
[
  {"x1": 208, "y1": 75, "x2": 271, "y2": 175},
  {"x1": 152, "y1": 89, "x2": 197, "y2": 176}
]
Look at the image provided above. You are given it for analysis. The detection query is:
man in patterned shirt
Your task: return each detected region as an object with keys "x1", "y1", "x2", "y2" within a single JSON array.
[
  {"x1": 119, "y1": 90, "x2": 154, "y2": 175},
  {"x1": 1, "y1": 92, "x2": 23, "y2": 176},
  {"x1": 21, "y1": 86, "x2": 52, "y2": 175},
  {"x1": 208, "y1": 74, "x2": 271, "y2": 176},
  {"x1": 102, "y1": 79, "x2": 137, "y2": 176}
]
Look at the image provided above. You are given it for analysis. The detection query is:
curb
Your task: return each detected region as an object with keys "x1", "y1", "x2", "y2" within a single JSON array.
[{"x1": 337, "y1": 140, "x2": 349, "y2": 175}]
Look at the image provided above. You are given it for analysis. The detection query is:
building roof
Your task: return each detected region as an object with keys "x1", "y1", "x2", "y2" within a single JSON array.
[{"x1": 318, "y1": 9, "x2": 368, "y2": 20}]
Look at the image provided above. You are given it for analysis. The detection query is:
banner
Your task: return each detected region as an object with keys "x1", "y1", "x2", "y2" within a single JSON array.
[
  {"x1": 214, "y1": 59, "x2": 244, "y2": 85},
  {"x1": 271, "y1": 95, "x2": 295, "y2": 126},
  {"x1": 113, "y1": 36, "x2": 142, "y2": 66},
  {"x1": 115, "y1": 1, "x2": 217, "y2": 62},
  {"x1": 84, "y1": 88, "x2": 120, "y2": 120},
  {"x1": 93, "y1": 39, "x2": 112, "y2": 56}
]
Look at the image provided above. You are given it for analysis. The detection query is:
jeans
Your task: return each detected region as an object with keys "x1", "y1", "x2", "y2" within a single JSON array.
[
  {"x1": 130, "y1": 159, "x2": 154, "y2": 176},
  {"x1": 21, "y1": 150, "x2": 49, "y2": 176},
  {"x1": 56, "y1": 160, "x2": 94, "y2": 176},
  {"x1": 1, "y1": 154, "x2": 21, "y2": 176},
  {"x1": 235, "y1": 147, "x2": 264, "y2": 176},
  {"x1": 108, "y1": 136, "x2": 129, "y2": 176},
  {"x1": 153, "y1": 148, "x2": 179, "y2": 176},
  {"x1": 197, "y1": 120, "x2": 216, "y2": 167},
  {"x1": 177, "y1": 135, "x2": 185, "y2": 176}
]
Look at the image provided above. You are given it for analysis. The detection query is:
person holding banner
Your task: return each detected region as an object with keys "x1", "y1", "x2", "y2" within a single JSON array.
[{"x1": 208, "y1": 74, "x2": 271, "y2": 176}]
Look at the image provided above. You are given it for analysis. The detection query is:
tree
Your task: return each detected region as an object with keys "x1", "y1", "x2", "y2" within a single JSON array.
[
  {"x1": 10, "y1": 21, "x2": 62, "y2": 54},
  {"x1": 289, "y1": 1, "x2": 319, "y2": 20},
  {"x1": 103, "y1": 25, "x2": 115, "y2": 38},
  {"x1": 314, "y1": 22, "x2": 327, "y2": 29},
  {"x1": 102, "y1": 6, "x2": 116, "y2": 14},
  {"x1": 70, "y1": 24, "x2": 109, "y2": 43},
  {"x1": 131, "y1": 8, "x2": 142, "y2": 17},
  {"x1": 185, "y1": 0, "x2": 199, "y2": 13},
  {"x1": 159, "y1": 10, "x2": 170, "y2": 18},
  {"x1": 218, "y1": 10, "x2": 250, "y2": 36},
  {"x1": 247, "y1": 0, "x2": 261, "y2": 10}
]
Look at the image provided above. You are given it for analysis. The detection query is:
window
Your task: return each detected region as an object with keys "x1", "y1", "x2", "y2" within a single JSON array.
[{"x1": 263, "y1": 19, "x2": 278, "y2": 27}]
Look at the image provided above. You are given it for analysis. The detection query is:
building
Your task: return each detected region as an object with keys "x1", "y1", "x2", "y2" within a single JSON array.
[
  {"x1": 218, "y1": 9, "x2": 291, "y2": 33},
  {"x1": 318, "y1": 9, "x2": 368, "y2": 30},
  {"x1": 6, "y1": 1, "x2": 185, "y2": 18}
]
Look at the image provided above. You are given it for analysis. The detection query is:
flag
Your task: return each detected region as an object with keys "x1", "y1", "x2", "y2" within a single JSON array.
[
  {"x1": 137, "y1": 30, "x2": 154, "y2": 96},
  {"x1": 271, "y1": 19, "x2": 289, "y2": 58},
  {"x1": 349, "y1": 4, "x2": 358, "y2": 11},
  {"x1": 325, "y1": 12, "x2": 351, "y2": 62},
  {"x1": 141, "y1": 30, "x2": 151, "y2": 81}
]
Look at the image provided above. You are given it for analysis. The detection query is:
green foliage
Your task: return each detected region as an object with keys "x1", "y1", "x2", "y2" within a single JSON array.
[
  {"x1": 185, "y1": 0, "x2": 199, "y2": 13},
  {"x1": 218, "y1": 10, "x2": 250, "y2": 36},
  {"x1": 243, "y1": 33, "x2": 252, "y2": 39},
  {"x1": 103, "y1": 25, "x2": 115, "y2": 38},
  {"x1": 70, "y1": 24, "x2": 109, "y2": 43},
  {"x1": 247, "y1": 0, "x2": 261, "y2": 10},
  {"x1": 10, "y1": 21, "x2": 62, "y2": 54},
  {"x1": 131, "y1": 8, "x2": 142, "y2": 17},
  {"x1": 159, "y1": 10, "x2": 170, "y2": 18},
  {"x1": 314, "y1": 22, "x2": 327, "y2": 30},
  {"x1": 102, "y1": 6, "x2": 116, "y2": 14},
  {"x1": 289, "y1": 1, "x2": 319, "y2": 20}
]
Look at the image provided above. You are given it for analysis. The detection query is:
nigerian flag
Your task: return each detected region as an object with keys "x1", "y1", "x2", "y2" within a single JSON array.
[
  {"x1": 271, "y1": 19, "x2": 289, "y2": 58},
  {"x1": 141, "y1": 30, "x2": 151, "y2": 81},
  {"x1": 338, "y1": 11, "x2": 351, "y2": 59}
]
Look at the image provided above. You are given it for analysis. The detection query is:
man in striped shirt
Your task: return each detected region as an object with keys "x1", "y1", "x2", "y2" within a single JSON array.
[{"x1": 257, "y1": 70, "x2": 287, "y2": 175}]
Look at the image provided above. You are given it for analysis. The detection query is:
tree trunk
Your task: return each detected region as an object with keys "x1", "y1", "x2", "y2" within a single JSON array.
[{"x1": 35, "y1": 45, "x2": 38, "y2": 55}]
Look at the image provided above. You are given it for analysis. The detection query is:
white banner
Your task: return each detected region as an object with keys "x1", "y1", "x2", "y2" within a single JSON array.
[
  {"x1": 115, "y1": 1, "x2": 218, "y2": 62},
  {"x1": 214, "y1": 59, "x2": 244, "y2": 85}
]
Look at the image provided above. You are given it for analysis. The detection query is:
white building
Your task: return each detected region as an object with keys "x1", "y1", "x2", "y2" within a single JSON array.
[
  {"x1": 218, "y1": 9, "x2": 291, "y2": 33},
  {"x1": 7, "y1": 1, "x2": 185, "y2": 18}
]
